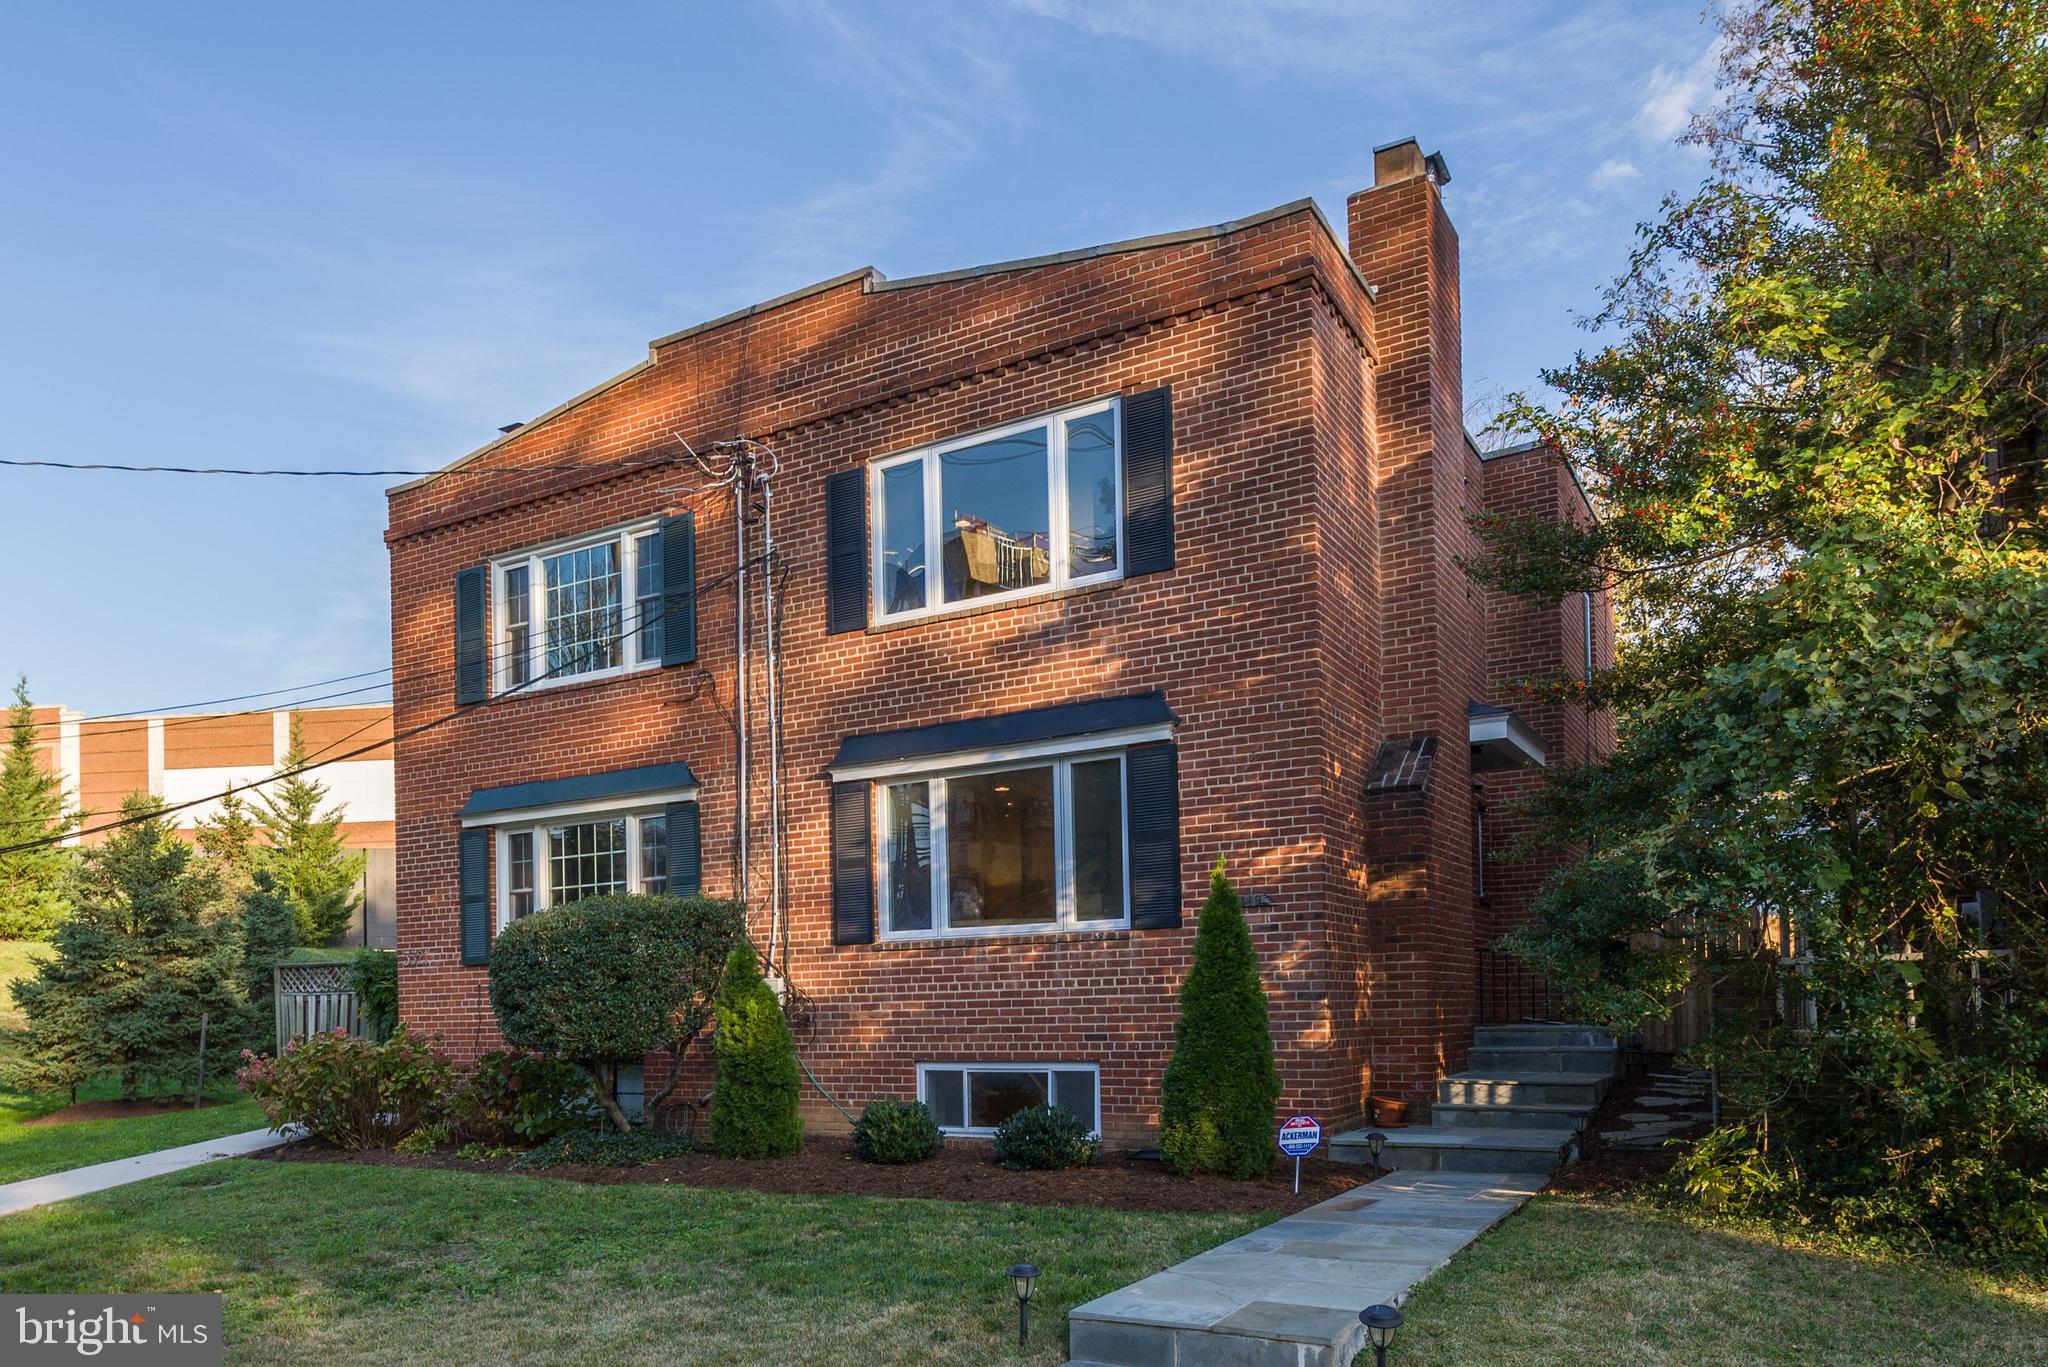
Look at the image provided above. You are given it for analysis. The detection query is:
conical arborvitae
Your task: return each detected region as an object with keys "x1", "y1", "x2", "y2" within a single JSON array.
[
  {"x1": 708, "y1": 942, "x2": 803, "y2": 1158},
  {"x1": 1158, "y1": 857, "x2": 1281, "y2": 1178}
]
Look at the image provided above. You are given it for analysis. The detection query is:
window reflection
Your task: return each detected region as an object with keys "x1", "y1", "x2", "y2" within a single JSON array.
[
  {"x1": 946, "y1": 765, "x2": 1056, "y2": 926},
  {"x1": 879, "y1": 461, "x2": 927, "y2": 614},
  {"x1": 1065, "y1": 411, "x2": 1119, "y2": 575},
  {"x1": 941, "y1": 429, "x2": 1050, "y2": 603}
]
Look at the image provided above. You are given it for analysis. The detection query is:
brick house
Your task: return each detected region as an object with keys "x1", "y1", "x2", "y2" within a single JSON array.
[{"x1": 385, "y1": 138, "x2": 1612, "y2": 1143}]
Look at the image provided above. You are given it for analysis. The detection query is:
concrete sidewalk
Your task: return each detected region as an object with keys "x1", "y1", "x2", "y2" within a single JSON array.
[
  {"x1": 1069, "y1": 1169, "x2": 1545, "y2": 1366},
  {"x1": 0, "y1": 1127, "x2": 293, "y2": 1218}
]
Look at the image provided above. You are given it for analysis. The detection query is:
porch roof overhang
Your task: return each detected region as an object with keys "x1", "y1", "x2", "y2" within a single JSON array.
[
  {"x1": 829, "y1": 691, "x2": 1176, "y2": 781},
  {"x1": 1467, "y1": 702, "x2": 1547, "y2": 772}
]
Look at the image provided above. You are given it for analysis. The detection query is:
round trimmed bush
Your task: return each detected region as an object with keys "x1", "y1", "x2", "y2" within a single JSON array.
[
  {"x1": 992, "y1": 1103, "x2": 1097, "y2": 1170},
  {"x1": 853, "y1": 1098, "x2": 943, "y2": 1164}
]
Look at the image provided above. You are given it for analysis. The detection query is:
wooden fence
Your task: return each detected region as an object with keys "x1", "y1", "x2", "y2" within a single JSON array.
[{"x1": 274, "y1": 962, "x2": 368, "y2": 1052}]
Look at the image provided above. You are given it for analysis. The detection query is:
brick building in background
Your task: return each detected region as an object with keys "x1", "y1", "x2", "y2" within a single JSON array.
[
  {"x1": 26, "y1": 701, "x2": 397, "y2": 947},
  {"x1": 385, "y1": 138, "x2": 1611, "y2": 1142}
]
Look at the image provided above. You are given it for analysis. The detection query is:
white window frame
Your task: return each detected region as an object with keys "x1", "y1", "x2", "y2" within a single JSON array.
[
  {"x1": 491, "y1": 518, "x2": 663, "y2": 695},
  {"x1": 916, "y1": 1061, "x2": 1101, "y2": 1138},
  {"x1": 467, "y1": 791, "x2": 695, "y2": 931},
  {"x1": 870, "y1": 396, "x2": 1123, "y2": 624},
  {"x1": 870, "y1": 749, "x2": 1132, "y2": 942}
]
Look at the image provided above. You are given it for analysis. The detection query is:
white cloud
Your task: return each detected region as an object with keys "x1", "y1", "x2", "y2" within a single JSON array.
[
  {"x1": 1636, "y1": 40, "x2": 1721, "y2": 142},
  {"x1": 1590, "y1": 157, "x2": 1643, "y2": 190}
]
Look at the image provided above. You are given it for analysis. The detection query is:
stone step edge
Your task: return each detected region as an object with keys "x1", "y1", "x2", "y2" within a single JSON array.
[
  {"x1": 1067, "y1": 1308, "x2": 1358, "y2": 1350},
  {"x1": 1443, "y1": 1070, "x2": 1619, "y2": 1085},
  {"x1": 1430, "y1": 1100, "x2": 1593, "y2": 1117},
  {"x1": 1330, "y1": 1126, "x2": 1577, "y2": 1150}
]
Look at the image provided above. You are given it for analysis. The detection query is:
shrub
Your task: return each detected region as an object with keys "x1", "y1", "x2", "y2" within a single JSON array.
[
  {"x1": 394, "y1": 1120, "x2": 450, "y2": 1156},
  {"x1": 709, "y1": 942, "x2": 802, "y2": 1158},
  {"x1": 1159, "y1": 858, "x2": 1282, "y2": 1179},
  {"x1": 993, "y1": 1104, "x2": 1096, "y2": 1171},
  {"x1": 347, "y1": 950, "x2": 398, "y2": 1041},
  {"x1": 513, "y1": 1130, "x2": 696, "y2": 1169},
  {"x1": 236, "y1": 1024, "x2": 453, "y2": 1149},
  {"x1": 453, "y1": 1050, "x2": 594, "y2": 1144},
  {"x1": 853, "y1": 1098, "x2": 942, "y2": 1165},
  {"x1": 489, "y1": 893, "x2": 745, "y2": 1132},
  {"x1": 455, "y1": 1141, "x2": 521, "y2": 1162}
]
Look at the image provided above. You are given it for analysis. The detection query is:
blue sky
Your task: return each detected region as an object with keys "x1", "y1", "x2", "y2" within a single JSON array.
[{"x1": 0, "y1": 1, "x2": 1721, "y2": 714}]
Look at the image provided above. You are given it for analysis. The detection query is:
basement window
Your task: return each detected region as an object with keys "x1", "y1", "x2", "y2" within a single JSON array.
[
  {"x1": 493, "y1": 521, "x2": 663, "y2": 693},
  {"x1": 872, "y1": 398, "x2": 1122, "y2": 621},
  {"x1": 917, "y1": 1063, "x2": 1100, "y2": 1137}
]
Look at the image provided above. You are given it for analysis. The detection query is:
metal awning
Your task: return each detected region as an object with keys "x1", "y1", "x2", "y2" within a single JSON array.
[{"x1": 1467, "y1": 702, "x2": 1546, "y2": 772}]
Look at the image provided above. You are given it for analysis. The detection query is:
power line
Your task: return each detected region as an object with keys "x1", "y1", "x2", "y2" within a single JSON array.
[
  {"x1": 0, "y1": 562, "x2": 744, "y2": 856},
  {"x1": 0, "y1": 455, "x2": 685, "y2": 478},
  {"x1": 19, "y1": 481, "x2": 737, "y2": 738}
]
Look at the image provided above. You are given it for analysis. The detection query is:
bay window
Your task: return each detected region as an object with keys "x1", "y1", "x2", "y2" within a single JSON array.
[
  {"x1": 878, "y1": 752, "x2": 1128, "y2": 939},
  {"x1": 872, "y1": 397, "x2": 1121, "y2": 622}
]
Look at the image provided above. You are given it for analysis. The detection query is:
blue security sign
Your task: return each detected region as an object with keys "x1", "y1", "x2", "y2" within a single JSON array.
[{"x1": 1277, "y1": 1113, "x2": 1322, "y2": 1157}]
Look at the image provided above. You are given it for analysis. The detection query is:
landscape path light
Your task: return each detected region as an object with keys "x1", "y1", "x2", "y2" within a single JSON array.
[
  {"x1": 1366, "y1": 1130, "x2": 1387, "y2": 1178},
  {"x1": 1359, "y1": 1302, "x2": 1403, "y2": 1367},
  {"x1": 1008, "y1": 1262, "x2": 1040, "y2": 1345}
]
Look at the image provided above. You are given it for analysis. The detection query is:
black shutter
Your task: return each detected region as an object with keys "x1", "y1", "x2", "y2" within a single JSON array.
[
  {"x1": 830, "y1": 780, "x2": 874, "y2": 945},
  {"x1": 459, "y1": 827, "x2": 492, "y2": 965},
  {"x1": 1122, "y1": 386, "x2": 1174, "y2": 576},
  {"x1": 659, "y1": 512, "x2": 697, "y2": 666},
  {"x1": 1126, "y1": 742, "x2": 1182, "y2": 929},
  {"x1": 454, "y1": 566, "x2": 487, "y2": 704},
  {"x1": 824, "y1": 468, "x2": 868, "y2": 635},
  {"x1": 666, "y1": 800, "x2": 701, "y2": 896}
]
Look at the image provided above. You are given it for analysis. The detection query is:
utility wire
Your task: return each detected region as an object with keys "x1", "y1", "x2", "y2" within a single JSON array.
[
  {"x1": 0, "y1": 456, "x2": 683, "y2": 478},
  {"x1": 20, "y1": 481, "x2": 736, "y2": 738},
  {"x1": 0, "y1": 563, "x2": 744, "y2": 857}
]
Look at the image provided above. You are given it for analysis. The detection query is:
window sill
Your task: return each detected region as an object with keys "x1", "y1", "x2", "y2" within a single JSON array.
[
  {"x1": 485, "y1": 661, "x2": 671, "y2": 706},
  {"x1": 865, "y1": 576, "x2": 1123, "y2": 636},
  {"x1": 859, "y1": 927, "x2": 1133, "y2": 953}
]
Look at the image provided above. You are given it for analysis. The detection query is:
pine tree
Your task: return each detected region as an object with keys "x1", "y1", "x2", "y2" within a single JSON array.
[
  {"x1": 0, "y1": 675, "x2": 78, "y2": 939},
  {"x1": 194, "y1": 791, "x2": 261, "y2": 907},
  {"x1": 1159, "y1": 858, "x2": 1281, "y2": 1179},
  {"x1": 236, "y1": 869, "x2": 299, "y2": 1049},
  {"x1": 9, "y1": 795, "x2": 243, "y2": 1100},
  {"x1": 254, "y1": 716, "x2": 364, "y2": 946},
  {"x1": 708, "y1": 942, "x2": 802, "y2": 1158}
]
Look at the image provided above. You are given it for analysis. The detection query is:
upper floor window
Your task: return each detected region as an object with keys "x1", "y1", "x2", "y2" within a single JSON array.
[
  {"x1": 495, "y1": 522, "x2": 662, "y2": 693},
  {"x1": 872, "y1": 398, "x2": 1122, "y2": 622}
]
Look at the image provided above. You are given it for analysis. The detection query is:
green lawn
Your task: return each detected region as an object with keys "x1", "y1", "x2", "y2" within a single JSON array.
[
  {"x1": 1395, "y1": 1192, "x2": 2048, "y2": 1366},
  {"x1": 0, "y1": 1159, "x2": 1265, "y2": 1365},
  {"x1": 0, "y1": 938, "x2": 269, "y2": 1184}
]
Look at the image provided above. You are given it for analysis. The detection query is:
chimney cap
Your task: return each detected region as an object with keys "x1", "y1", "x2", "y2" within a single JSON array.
[
  {"x1": 1424, "y1": 151, "x2": 1452, "y2": 185},
  {"x1": 1371, "y1": 137, "x2": 1451, "y2": 188}
]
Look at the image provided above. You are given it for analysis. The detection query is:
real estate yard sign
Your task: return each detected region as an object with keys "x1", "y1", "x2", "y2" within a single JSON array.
[{"x1": 1277, "y1": 1113, "x2": 1321, "y2": 1192}]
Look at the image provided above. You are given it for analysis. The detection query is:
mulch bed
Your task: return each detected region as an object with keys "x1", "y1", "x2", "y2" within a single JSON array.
[
  {"x1": 24, "y1": 1098, "x2": 232, "y2": 1126},
  {"x1": 260, "y1": 1135, "x2": 1372, "y2": 1214}
]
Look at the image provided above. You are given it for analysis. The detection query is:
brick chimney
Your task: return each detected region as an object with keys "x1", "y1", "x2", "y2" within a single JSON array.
[{"x1": 1347, "y1": 137, "x2": 1489, "y2": 1109}]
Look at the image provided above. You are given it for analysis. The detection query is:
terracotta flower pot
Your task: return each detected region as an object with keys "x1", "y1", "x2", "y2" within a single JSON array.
[{"x1": 1369, "y1": 1095, "x2": 1410, "y2": 1128}]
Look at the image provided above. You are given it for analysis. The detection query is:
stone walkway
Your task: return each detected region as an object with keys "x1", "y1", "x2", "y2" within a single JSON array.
[
  {"x1": 0, "y1": 1127, "x2": 293, "y2": 1218},
  {"x1": 1597, "y1": 1068, "x2": 1712, "y2": 1151},
  {"x1": 1069, "y1": 1169, "x2": 1544, "y2": 1366}
]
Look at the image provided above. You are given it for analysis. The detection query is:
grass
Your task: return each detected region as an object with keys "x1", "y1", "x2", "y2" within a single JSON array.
[
  {"x1": 1394, "y1": 1191, "x2": 2048, "y2": 1366},
  {"x1": 0, "y1": 1158, "x2": 1266, "y2": 1365},
  {"x1": 0, "y1": 937, "x2": 268, "y2": 1184}
]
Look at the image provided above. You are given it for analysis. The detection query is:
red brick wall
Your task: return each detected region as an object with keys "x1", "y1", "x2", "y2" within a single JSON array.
[{"x1": 386, "y1": 169, "x2": 1609, "y2": 1141}]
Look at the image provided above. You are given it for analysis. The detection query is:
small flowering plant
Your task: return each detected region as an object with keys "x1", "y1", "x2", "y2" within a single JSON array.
[{"x1": 238, "y1": 1025, "x2": 454, "y2": 1149}]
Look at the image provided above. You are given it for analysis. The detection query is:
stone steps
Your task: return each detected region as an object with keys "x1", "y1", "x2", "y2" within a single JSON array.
[
  {"x1": 1467, "y1": 1043, "x2": 1618, "y2": 1074},
  {"x1": 1471, "y1": 1023, "x2": 1614, "y2": 1049},
  {"x1": 1431, "y1": 1099, "x2": 1593, "y2": 1131},
  {"x1": 1439, "y1": 1071, "x2": 1613, "y2": 1107},
  {"x1": 1328, "y1": 1124, "x2": 1575, "y2": 1175}
]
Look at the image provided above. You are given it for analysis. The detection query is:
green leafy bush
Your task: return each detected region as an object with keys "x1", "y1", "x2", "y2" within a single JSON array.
[
  {"x1": 394, "y1": 1120, "x2": 450, "y2": 1156},
  {"x1": 453, "y1": 1050, "x2": 593, "y2": 1144},
  {"x1": 489, "y1": 893, "x2": 744, "y2": 1132},
  {"x1": 236, "y1": 1024, "x2": 453, "y2": 1149},
  {"x1": 1159, "y1": 858, "x2": 1281, "y2": 1179},
  {"x1": 513, "y1": 1130, "x2": 696, "y2": 1169},
  {"x1": 709, "y1": 942, "x2": 802, "y2": 1158},
  {"x1": 852, "y1": 1098, "x2": 942, "y2": 1164},
  {"x1": 455, "y1": 1141, "x2": 520, "y2": 1161},
  {"x1": 346, "y1": 950, "x2": 398, "y2": 1041},
  {"x1": 992, "y1": 1103, "x2": 1096, "y2": 1171}
]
